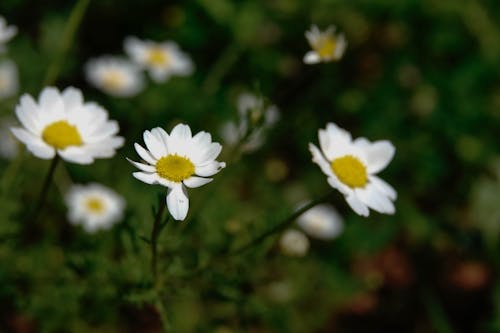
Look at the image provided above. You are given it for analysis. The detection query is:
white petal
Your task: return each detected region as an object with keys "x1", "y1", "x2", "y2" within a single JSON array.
[
  {"x1": 61, "y1": 87, "x2": 83, "y2": 110},
  {"x1": 195, "y1": 161, "x2": 226, "y2": 177},
  {"x1": 370, "y1": 175, "x2": 397, "y2": 200},
  {"x1": 355, "y1": 186, "x2": 395, "y2": 215},
  {"x1": 126, "y1": 158, "x2": 156, "y2": 172},
  {"x1": 345, "y1": 193, "x2": 370, "y2": 217},
  {"x1": 361, "y1": 140, "x2": 395, "y2": 174},
  {"x1": 170, "y1": 123, "x2": 192, "y2": 141},
  {"x1": 133, "y1": 171, "x2": 159, "y2": 185},
  {"x1": 16, "y1": 96, "x2": 41, "y2": 133},
  {"x1": 58, "y1": 148, "x2": 94, "y2": 164},
  {"x1": 26, "y1": 143, "x2": 55, "y2": 159},
  {"x1": 134, "y1": 143, "x2": 156, "y2": 164},
  {"x1": 183, "y1": 176, "x2": 212, "y2": 188},
  {"x1": 309, "y1": 143, "x2": 333, "y2": 177},
  {"x1": 303, "y1": 51, "x2": 321, "y2": 64},
  {"x1": 166, "y1": 185, "x2": 189, "y2": 221},
  {"x1": 143, "y1": 130, "x2": 166, "y2": 159},
  {"x1": 192, "y1": 142, "x2": 222, "y2": 164}
]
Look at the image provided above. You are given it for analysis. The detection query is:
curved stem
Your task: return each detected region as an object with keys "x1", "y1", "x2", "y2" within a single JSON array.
[
  {"x1": 33, "y1": 155, "x2": 60, "y2": 222},
  {"x1": 151, "y1": 196, "x2": 167, "y2": 280},
  {"x1": 231, "y1": 190, "x2": 336, "y2": 255}
]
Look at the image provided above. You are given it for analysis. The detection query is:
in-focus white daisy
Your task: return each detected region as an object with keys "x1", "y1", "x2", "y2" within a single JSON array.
[
  {"x1": 124, "y1": 36, "x2": 193, "y2": 83},
  {"x1": 0, "y1": 16, "x2": 17, "y2": 53},
  {"x1": 0, "y1": 59, "x2": 18, "y2": 99},
  {"x1": 11, "y1": 86, "x2": 125, "y2": 164},
  {"x1": 220, "y1": 92, "x2": 279, "y2": 153},
  {"x1": 128, "y1": 123, "x2": 226, "y2": 221},
  {"x1": 0, "y1": 117, "x2": 19, "y2": 159},
  {"x1": 296, "y1": 203, "x2": 344, "y2": 240},
  {"x1": 304, "y1": 24, "x2": 347, "y2": 64},
  {"x1": 279, "y1": 229, "x2": 309, "y2": 257},
  {"x1": 309, "y1": 122, "x2": 397, "y2": 217},
  {"x1": 65, "y1": 183, "x2": 125, "y2": 233},
  {"x1": 85, "y1": 56, "x2": 144, "y2": 97}
]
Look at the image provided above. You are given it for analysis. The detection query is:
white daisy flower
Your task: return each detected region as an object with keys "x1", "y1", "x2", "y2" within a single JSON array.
[
  {"x1": 11, "y1": 86, "x2": 125, "y2": 164},
  {"x1": 0, "y1": 117, "x2": 19, "y2": 159},
  {"x1": 296, "y1": 203, "x2": 344, "y2": 240},
  {"x1": 309, "y1": 122, "x2": 397, "y2": 217},
  {"x1": 0, "y1": 59, "x2": 18, "y2": 99},
  {"x1": 279, "y1": 229, "x2": 309, "y2": 257},
  {"x1": 0, "y1": 16, "x2": 17, "y2": 53},
  {"x1": 124, "y1": 36, "x2": 193, "y2": 83},
  {"x1": 85, "y1": 56, "x2": 144, "y2": 97},
  {"x1": 220, "y1": 92, "x2": 279, "y2": 153},
  {"x1": 65, "y1": 183, "x2": 125, "y2": 233},
  {"x1": 304, "y1": 24, "x2": 347, "y2": 64},
  {"x1": 128, "y1": 123, "x2": 226, "y2": 221}
]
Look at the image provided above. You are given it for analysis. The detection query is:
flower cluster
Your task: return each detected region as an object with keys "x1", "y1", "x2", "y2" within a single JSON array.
[{"x1": 86, "y1": 37, "x2": 193, "y2": 97}]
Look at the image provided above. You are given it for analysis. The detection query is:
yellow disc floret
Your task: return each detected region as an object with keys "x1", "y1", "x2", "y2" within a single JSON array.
[
  {"x1": 330, "y1": 155, "x2": 368, "y2": 188},
  {"x1": 315, "y1": 37, "x2": 336, "y2": 58},
  {"x1": 156, "y1": 154, "x2": 195, "y2": 182},
  {"x1": 85, "y1": 197, "x2": 105, "y2": 214},
  {"x1": 102, "y1": 70, "x2": 125, "y2": 91},
  {"x1": 147, "y1": 48, "x2": 170, "y2": 66},
  {"x1": 42, "y1": 120, "x2": 83, "y2": 149}
]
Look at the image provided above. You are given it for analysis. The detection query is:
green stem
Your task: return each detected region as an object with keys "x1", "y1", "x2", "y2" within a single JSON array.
[
  {"x1": 231, "y1": 190, "x2": 336, "y2": 255},
  {"x1": 151, "y1": 197, "x2": 167, "y2": 280},
  {"x1": 424, "y1": 290, "x2": 455, "y2": 333},
  {"x1": 43, "y1": 0, "x2": 91, "y2": 86},
  {"x1": 33, "y1": 155, "x2": 60, "y2": 221}
]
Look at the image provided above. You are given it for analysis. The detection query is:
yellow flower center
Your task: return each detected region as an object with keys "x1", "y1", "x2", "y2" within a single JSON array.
[
  {"x1": 330, "y1": 155, "x2": 368, "y2": 188},
  {"x1": 156, "y1": 154, "x2": 195, "y2": 182},
  {"x1": 102, "y1": 70, "x2": 125, "y2": 90},
  {"x1": 147, "y1": 48, "x2": 170, "y2": 66},
  {"x1": 41, "y1": 120, "x2": 83, "y2": 149},
  {"x1": 315, "y1": 37, "x2": 336, "y2": 58},
  {"x1": 85, "y1": 197, "x2": 106, "y2": 214}
]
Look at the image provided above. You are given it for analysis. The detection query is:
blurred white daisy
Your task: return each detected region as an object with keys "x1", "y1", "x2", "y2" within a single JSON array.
[
  {"x1": 0, "y1": 16, "x2": 17, "y2": 53},
  {"x1": 0, "y1": 59, "x2": 18, "y2": 99},
  {"x1": 85, "y1": 56, "x2": 144, "y2": 97},
  {"x1": 128, "y1": 123, "x2": 225, "y2": 221},
  {"x1": 220, "y1": 92, "x2": 279, "y2": 153},
  {"x1": 11, "y1": 86, "x2": 125, "y2": 164},
  {"x1": 0, "y1": 117, "x2": 19, "y2": 159},
  {"x1": 296, "y1": 203, "x2": 344, "y2": 240},
  {"x1": 124, "y1": 36, "x2": 193, "y2": 83},
  {"x1": 309, "y1": 122, "x2": 397, "y2": 217},
  {"x1": 279, "y1": 229, "x2": 309, "y2": 257},
  {"x1": 65, "y1": 183, "x2": 125, "y2": 233},
  {"x1": 304, "y1": 24, "x2": 347, "y2": 64}
]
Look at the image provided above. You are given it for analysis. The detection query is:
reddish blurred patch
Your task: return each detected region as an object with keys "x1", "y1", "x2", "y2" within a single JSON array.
[{"x1": 448, "y1": 261, "x2": 490, "y2": 291}]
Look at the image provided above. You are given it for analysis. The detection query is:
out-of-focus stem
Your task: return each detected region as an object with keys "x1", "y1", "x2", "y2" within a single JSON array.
[
  {"x1": 33, "y1": 155, "x2": 60, "y2": 222},
  {"x1": 43, "y1": 0, "x2": 91, "y2": 86}
]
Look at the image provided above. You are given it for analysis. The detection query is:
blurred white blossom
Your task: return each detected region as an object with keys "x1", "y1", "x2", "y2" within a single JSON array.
[
  {"x1": 0, "y1": 16, "x2": 16, "y2": 53},
  {"x1": 279, "y1": 229, "x2": 309, "y2": 257},
  {"x1": 296, "y1": 203, "x2": 344, "y2": 240},
  {"x1": 304, "y1": 24, "x2": 347, "y2": 64},
  {"x1": 0, "y1": 59, "x2": 18, "y2": 99},
  {"x1": 0, "y1": 117, "x2": 19, "y2": 159}
]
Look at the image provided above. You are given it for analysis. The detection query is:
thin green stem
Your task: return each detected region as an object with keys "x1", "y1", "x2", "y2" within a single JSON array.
[
  {"x1": 424, "y1": 290, "x2": 455, "y2": 333},
  {"x1": 151, "y1": 196, "x2": 167, "y2": 280},
  {"x1": 33, "y1": 155, "x2": 60, "y2": 221},
  {"x1": 43, "y1": 0, "x2": 91, "y2": 86},
  {"x1": 231, "y1": 190, "x2": 336, "y2": 255}
]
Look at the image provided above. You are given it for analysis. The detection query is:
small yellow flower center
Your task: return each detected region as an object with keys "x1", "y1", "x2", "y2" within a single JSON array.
[
  {"x1": 330, "y1": 155, "x2": 368, "y2": 188},
  {"x1": 85, "y1": 197, "x2": 105, "y2": 214},
  {"x1": 147, "y1": 48, "x2": 170, "y2": 66},
  {"x1": 102, "y1": 70, "x2": 125, "y2": 90},
  {"x1": 156, "y1": 154, "x2": 195, "y2": 182},
  {"x1": 315, "y1": 37, "x2": 337, "y2": 58},
  {"x1": 41, "y1": 120, "x2": 83, "y2": 149}
]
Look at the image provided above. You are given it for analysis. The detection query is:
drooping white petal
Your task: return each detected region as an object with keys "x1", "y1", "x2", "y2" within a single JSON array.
[
  {"x1": 143, "y1": 130, "x2": 167, "y2": 159},
  {"x1": 195, "y1": 160, "x2": 225, "y2": 177},
  {"x1": 355, "y1": 186, "x2": 395, "y2": 215},
  {"x1": 309, "y1": 143, "x2": 333, "y2": 177},
  {"x1": 370, "y1": 175, "x2": 397, "y2": 200},
  {"x1": 166, "y1": 184, "x2": 189, "y2": 221},
  {"x1": 345, "y1": 193, "x2": 369, "y2": 217},
  {"x1": 183, "y1": 176, "x2": 213, "y2": 188}
]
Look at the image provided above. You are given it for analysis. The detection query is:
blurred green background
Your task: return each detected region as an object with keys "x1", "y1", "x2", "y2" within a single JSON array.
[{"x1": 0, "y1": 0, "x2": 500, "y2": 332}]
